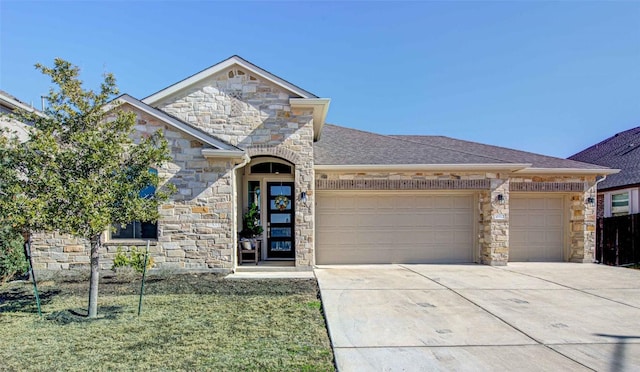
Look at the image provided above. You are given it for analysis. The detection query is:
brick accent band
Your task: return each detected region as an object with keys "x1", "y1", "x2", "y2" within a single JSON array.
[
  {"x1": 510, "y1": 182, "x2": 585, "y2": 192},
  {"x1": 316, "y1": 179, "x2": 490, "y2": 190}
]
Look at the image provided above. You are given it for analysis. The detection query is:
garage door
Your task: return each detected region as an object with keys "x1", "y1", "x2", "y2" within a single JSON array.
[
  {"x1": 510, "y1": 194, "x2": 565, "y2": 262},
  {"x1": 316, "y1": 192, "x2": 474, "y2": 264}
]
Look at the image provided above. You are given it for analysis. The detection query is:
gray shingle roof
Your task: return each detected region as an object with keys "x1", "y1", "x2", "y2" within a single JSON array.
[
  {"x1": 314, "y1": 124, "x2": 608, "y2": 170},
  {"x1": 395, "y1": 134, "x2": 606, "y2": 169},
  {"x1": 568, "y1": 126, "x2": 640, "y2": 190}
]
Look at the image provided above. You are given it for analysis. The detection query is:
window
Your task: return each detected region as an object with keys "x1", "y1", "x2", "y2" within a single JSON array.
[
  {"x1": 111, "y1": 168, "x2": 158, "y2": 239},
  {"x1": 250, "y1": 162, "x2": 292, "y2": 174},
  {"x1": 611, "y1": 192, "x2": 630, "y2": 216}
]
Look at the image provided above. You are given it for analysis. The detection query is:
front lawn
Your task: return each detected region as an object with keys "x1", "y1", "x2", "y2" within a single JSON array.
[{"x1": 0, "y1": 273, "x2": 335, "y2": 371}]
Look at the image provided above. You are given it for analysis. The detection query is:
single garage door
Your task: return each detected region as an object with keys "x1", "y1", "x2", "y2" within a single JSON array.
[
  {"x1": 316, "y1": 192, "x2": 474, "y2": 264},
  {"x1": 510, "y1": 194, "x2": 565, "y2": 262}
]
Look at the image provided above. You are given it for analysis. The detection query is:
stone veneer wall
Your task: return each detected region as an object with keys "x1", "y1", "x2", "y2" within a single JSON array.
[
  {"x1": 155, "y1": 67, "x2": 315, "y2": 268},
  {"x1": 31, "y1": 105, "x2": 240, "y2": 271}
]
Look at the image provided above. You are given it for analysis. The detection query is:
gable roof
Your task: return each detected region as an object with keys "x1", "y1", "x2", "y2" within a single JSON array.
[
  {"x1": 113, "y1": 94, "x2": 243, "y2": 153},
  {"x1": 141, "y1": 55, "x2": 330, "y2": 141},
  {"x1": 314, "y1": 124, "x2": 614, "y2": 174},
  {"x1": 569, "y1": 126, "x2": 640, "y2": 190},
  {"x1": 142, "y1": 55, "x2": 317, "y2": 105}
]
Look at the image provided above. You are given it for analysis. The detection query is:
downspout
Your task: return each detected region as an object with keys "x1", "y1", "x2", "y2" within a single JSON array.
[
  {"x1": 231, "y1": 154, "x2": 251, "y2": 272},
  {"x1": 591, "y1": 175, "x2": 607, "y2": 263}
]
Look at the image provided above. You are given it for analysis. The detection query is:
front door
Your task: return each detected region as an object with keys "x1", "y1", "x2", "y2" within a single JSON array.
[{"x1": 266, "y1": 182, "x2": 295, "y2": 259}]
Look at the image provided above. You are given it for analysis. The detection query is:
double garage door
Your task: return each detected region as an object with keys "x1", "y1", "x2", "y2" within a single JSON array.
[
  {"x1": 316, "y1": 192, "x2": 475, "y2": 264},
  {"x1": 316, "y1": 192, "x2": 567, "y2": 264}
]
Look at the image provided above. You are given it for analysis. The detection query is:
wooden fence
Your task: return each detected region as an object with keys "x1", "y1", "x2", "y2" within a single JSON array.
[{"x1": 596, "y1": 214, "x2": 640, "y2": 266}]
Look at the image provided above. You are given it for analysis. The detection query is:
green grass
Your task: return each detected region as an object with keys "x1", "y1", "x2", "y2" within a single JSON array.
[{"x1": 0, "y1": 274, "x2": 335, "y2": 371}]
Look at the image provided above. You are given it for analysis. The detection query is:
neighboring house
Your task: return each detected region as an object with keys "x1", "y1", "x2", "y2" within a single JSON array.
[
  {"x1": 569, "y1": 127, "x2": 640, "y2": 218},
  {"x1": 0, "y1": 90, "x2": 34, "y2": 142},
  {"x1": 26, "y1": 56, "x2": 615, "y2": 272}
]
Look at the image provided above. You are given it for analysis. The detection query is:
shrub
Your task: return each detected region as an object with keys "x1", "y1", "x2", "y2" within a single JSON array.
[
  {"x1": 111, "y1": 246, "x2": 154, "y2": 273},
  {"x1": 0, "y1": 227, "x2": 27, "y2": 283}
]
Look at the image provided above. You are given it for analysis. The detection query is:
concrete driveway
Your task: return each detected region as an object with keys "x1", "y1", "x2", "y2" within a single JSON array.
[{"x1": 314, "y1": 263, "x2": 640, "y2": 371}]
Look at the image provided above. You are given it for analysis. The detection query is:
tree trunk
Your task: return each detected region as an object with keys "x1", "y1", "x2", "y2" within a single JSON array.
[{"x1": 87, "y1": 234, "x2": 101, "y2": 318}]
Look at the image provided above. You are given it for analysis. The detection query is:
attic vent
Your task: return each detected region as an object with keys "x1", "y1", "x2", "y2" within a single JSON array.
[
  {"x1": 228, "y1": 71, "x2": 234, "y2": 78},
  {"x1": 237, "y1": 70, "x2": 245, "y2": 76},
  {"x1": 229, "y1": 91, "x2": 243, "y2": 117}
]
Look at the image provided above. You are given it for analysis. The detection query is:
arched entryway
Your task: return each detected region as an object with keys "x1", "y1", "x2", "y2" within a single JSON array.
[{"x1": 241, "y1": 156, "x2": 295, "y2": 261}]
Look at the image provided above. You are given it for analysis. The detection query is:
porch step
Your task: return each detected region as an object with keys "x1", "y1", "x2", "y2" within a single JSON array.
[
  {"x1": 235, "y1": 264, "x2": 309, "y2": 273},
  {"x1": 227, "y1": 266, "x2": 315, "y2": 279}
]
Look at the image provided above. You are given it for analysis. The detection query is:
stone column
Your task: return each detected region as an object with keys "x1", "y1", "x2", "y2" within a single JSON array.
[
  {"x1": 569, "y1": 184, "x2": 596, "y2": 263},
  {"x1": 479, "y1": 177, "x2": 509, "y2": 266}
]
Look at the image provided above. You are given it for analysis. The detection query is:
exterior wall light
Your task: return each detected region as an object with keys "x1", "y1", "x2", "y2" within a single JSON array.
[
  {"x1": 586, "y1": 196, "x2": 595, "y2": 205},
  {"x1": 496, "y1": 194, "x2": 505, "y2": 205},
  {"x1": 300, "y1": 191, "x2": 308, "y2": 204}
]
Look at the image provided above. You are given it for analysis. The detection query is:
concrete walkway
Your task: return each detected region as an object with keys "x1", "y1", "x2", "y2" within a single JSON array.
[{"x1": 315, "y1": 263, "x2": 640, "y2": 371}]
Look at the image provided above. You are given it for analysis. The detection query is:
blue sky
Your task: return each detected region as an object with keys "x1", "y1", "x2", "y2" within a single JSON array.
[{"x1": 1, "y1": 1, "x2": 638, "y2": 158}]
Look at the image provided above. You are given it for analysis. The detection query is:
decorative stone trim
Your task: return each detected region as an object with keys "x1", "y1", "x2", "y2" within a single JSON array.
[
  {"x1": 247, "y1": 145, "x2": 301, "y2": 165},
  {"x1": 510, "y1": 182, "x2": 585, "y2": 192},
  {"x1": 316, "y1": 179, "x2": 490, "y2": 190}
]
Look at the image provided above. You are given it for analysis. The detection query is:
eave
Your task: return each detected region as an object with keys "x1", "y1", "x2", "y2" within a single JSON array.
[
  {"x1": 513, "y1": 167, "x2": 621, "y2": 175},
  {"x1": 290, "y1": 98, "x2": 330, "y2": 141},
  {"x1": 314, "y1": 163, "x2": 532, "y2": 172}
]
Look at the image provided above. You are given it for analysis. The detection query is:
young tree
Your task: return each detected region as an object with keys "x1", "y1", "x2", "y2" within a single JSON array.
[{"x1": 3, "y1": 59, "x2": 174, "y2": 317}]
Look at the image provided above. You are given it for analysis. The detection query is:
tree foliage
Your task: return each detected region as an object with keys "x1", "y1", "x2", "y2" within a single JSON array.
[{"x1": 0, "y1": 58, "x2": 174, "y2": 317}]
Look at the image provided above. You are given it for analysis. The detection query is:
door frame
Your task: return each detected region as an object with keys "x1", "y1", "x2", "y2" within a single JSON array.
[{"x1": 243, "y1": 175, "x2": 295, "y2": 261}]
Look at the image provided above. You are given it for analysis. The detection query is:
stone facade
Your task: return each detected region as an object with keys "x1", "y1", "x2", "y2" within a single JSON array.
[
  {"x1": 27, "y1": 60, "x2": 603, "y2": 272},
  {"x1": 155, "y1": 67, "x2": 316, "y2": 268}
]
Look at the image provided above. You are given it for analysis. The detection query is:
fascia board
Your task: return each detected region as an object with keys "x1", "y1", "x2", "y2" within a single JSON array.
[
  {"x1": 514, "y1": 167, "x2": 621, "y2": 175},
  {"x1": 201, "y1": 149, "x2": 246, "y2": 159},
  {"x1": 142, "y1": 56, "x2": 315, "y2": 105},
  {"x1": 314, "y1": 163, "x2": 532, "y2": 172}
]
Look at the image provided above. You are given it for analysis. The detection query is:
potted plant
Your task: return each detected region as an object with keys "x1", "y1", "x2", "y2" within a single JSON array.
[{"x1": 240, "y1": 203, "x2": 263, "y2": 249}]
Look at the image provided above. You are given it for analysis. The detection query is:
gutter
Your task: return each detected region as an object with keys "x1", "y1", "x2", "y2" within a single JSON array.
[
  {"x1": 314, "y1": 163, "x2": 532, "y2": 172},
  {"x1": 230, "y1": 153, "x2": 251, "y2": 271},
  {"x1": 514, "y1": 168, "x2": 621, "y2": 175},
  {"x1": 201, "y1": 149, "x2": 247, "y2": 161}
]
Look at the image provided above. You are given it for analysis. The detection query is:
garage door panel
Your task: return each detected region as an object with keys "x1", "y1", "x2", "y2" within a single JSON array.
[
  {"x1": 316, "y1": 192, "x2": 474, "y2": 264},
  {"x1": 510, "y1": 194, "x2": 565, "y2": 262}
]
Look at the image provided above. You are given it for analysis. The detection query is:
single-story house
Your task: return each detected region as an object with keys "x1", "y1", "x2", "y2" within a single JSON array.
[
  {"x1": 569, "y1": 127, "x2": 640, "y2": 218},
  {"x1": 17, "y1": 56, "x2": 616, "y2": 272}
]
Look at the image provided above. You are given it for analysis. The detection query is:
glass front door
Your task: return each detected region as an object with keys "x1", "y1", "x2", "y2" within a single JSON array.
[{"x1": 267, "y1": 182, "x2": 295, "y2": 259}]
